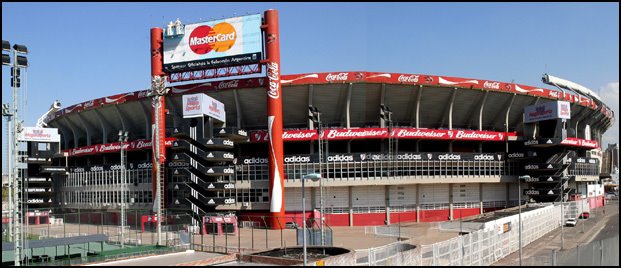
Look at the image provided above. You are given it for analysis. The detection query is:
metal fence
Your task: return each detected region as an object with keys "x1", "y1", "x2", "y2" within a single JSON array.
[{"x1": 356, "y1": 202, "x2": 565, "y2": 266}]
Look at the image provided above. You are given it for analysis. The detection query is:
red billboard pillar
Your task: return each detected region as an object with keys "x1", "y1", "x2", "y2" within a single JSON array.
[
  {"x1": 150, "y1": 28, "x2": 167, "y2": 207},
  {"x1": 264, "y1": 10, "x2": 285, "y2": 229}
]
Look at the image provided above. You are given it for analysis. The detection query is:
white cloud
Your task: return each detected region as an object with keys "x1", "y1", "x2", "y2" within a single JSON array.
[{"x1": 599, "y1": 82, "x2": 619, "y2": 147}]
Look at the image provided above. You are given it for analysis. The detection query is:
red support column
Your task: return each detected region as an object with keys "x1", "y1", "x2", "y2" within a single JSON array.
[
  {"x1": 264, "y1": 9, "x2": 285, "y2": 229},
  {"x1": 150, "y1": 27, "x2": 167, "y2": 207}
]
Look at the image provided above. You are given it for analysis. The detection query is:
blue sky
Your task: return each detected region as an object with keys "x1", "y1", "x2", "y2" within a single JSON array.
[{"x1": 2, "y1": 2, "x2": 619, "y2": 170}]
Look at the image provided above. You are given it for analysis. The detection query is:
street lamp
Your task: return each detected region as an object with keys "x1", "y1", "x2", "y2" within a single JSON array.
[
  {"x1": 308, "y1": 106, "x2": 325, "y2": 246},
  {"x1": 302, "y1": 173, "x2": 321, "y2": 266},
  {"x1": 118, "y1": 130, "x2": 129, "y2": 248},
  {"x1": 518, "y1": 175, "x2": 530, "y2": 266}
]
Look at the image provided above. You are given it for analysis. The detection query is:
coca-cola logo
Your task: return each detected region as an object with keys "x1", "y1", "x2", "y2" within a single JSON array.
[
  {"x1": 424, "y1": 76, "x2": 433, "y2": 83},
  {"x1": 218, "y1": 80, "x2": 239, "y2": 90},
  {"x1": 397, "y1": 75, "x2": 419, "y2": 83},
  {"x1": 266, "y1": 62, "x2": 280, "y2": 99},
  {"x1": 483, "y1": 81, "x2": 500, "y2": 90},
  {"x1": 325, "y1": 73, "x2": 348, "y2": 82},
  {"x1": 84, "y1": 100, "x2": 95, "y2": 108}
]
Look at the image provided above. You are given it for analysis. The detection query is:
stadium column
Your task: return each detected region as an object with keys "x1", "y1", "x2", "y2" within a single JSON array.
[
  {"x1": 264, "y1": 9, "x2": 285, "y2": 229},
  {"x1": 150, "y1": 27, "x2": 167, "y2": 220}
]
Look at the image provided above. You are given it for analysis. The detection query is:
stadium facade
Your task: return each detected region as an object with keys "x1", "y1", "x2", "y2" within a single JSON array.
[{"x1": 37, "y1": 70, "x2": 614, "y2": 227}]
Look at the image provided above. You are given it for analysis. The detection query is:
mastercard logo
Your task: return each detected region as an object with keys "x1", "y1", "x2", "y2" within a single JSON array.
[{"x1": 188, "y1": 22, "x2": 237, "y2": 55}]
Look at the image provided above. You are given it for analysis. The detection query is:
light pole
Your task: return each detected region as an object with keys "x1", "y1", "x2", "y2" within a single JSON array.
[
  {"x1": 118, "y1": 130, "x2": 128, "y2": 248},
  {"x1": 518, "y1": 175, "x2": 530, "y2": 266},
  {"x1": 560, "y1": 176, "x2": 566, "y2": 250},
  {"x1": 308, "y1": 106, "x2": 324, "y2": 246},
  {"x1": 302, "y1": 173, "x2": 321, "y2": 266},
  {"x1": 3, "y1": 40, "x2": 28, "y2": 266}
]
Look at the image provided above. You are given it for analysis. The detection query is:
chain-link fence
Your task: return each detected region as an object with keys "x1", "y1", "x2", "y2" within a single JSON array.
[
  {"x1": 187, "y1": 215, "x2": 332, "y2": 256},
  {"x1": 356, "y1": 203, "x2": 565, "y2": 266}
]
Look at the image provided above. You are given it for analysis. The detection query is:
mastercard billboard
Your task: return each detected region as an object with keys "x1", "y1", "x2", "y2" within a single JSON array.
[{"x1": 163, "y1": 14, "x2": 262, "y2": 72}]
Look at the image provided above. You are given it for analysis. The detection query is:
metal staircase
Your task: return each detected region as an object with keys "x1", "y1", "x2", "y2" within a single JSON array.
[
  {"x1": 522, "y1": 150, "x2": 572, "y2": 203},
  {"x1": 171, "y1": 123, "x2": 242, "y2": 233}
]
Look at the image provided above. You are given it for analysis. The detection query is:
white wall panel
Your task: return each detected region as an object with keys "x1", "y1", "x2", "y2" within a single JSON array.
[
  {"x1": 389, "y1": 185, "x2": 417, "y2": 206},
  {"x1": 352, "y1": 186, "x2": 385, "y2": 207},
  {"x1": 452, "y1": 183, "x2": 479, "y2": 203},
  {"x1": 508, "y1": 183, "x2": 527, "y2": 200},
  {"x1": 313, "y1": 187, "x2": 349, "y2": 208},
  {"x1": 419, "y1": 184, "x2": 449, "y2": 204},
  {"x1": 285, "y1": 187, "x2": 311, "y2": 211},
  {"x1": 482, "y1": 183, "x2": 506, "y2": 201}
]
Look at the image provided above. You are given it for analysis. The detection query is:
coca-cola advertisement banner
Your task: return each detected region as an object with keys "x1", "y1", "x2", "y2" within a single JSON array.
[
  {"x1": 48, "y1": 71, "x2": 613, "y2": 126},
  {"x1": 249, "y1": 127, "x2": 513, "y2": 142},
  {"x1": 63, "y1": 138, "x2": 177, "y2": 157}
]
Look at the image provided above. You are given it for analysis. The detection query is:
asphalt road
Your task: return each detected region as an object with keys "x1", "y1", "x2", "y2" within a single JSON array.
[{"x1": 493, "y1": 200, "x2": 619, "y2": 266}]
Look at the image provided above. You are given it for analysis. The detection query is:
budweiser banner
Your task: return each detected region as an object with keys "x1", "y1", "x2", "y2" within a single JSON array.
[
  {"x1": 560, "y1": 138, "x2": 599, "y2": 149},
  {"x1": 63, "y1": 138, "x2": 177, "y2": 157},
  {"x1": 250, "y1": 127, "x2": 514, "y2": 142}
]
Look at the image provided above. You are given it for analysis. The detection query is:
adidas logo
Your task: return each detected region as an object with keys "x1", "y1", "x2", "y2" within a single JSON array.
[
  {"x1": 208, "y1": 183, "x2": 215, "y2": 189},
  {"x1": 219, "y1": 129, "x2": 226, "y2": 134},
  {"x1": 207, "y1": 153, "x2": 214, "y2": 157},
  {"x1": 206, "y1": 140, "x2": 214, "y2": 144},
  {"x1": 208, "y1": 199, "x2": 215, "y2": 204},
  {"x1": 207, "y1": 168, "x2": 214, "y2": 173}
]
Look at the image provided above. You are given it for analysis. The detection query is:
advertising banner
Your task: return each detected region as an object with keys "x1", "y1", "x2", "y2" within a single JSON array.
[
  {"x1": 63, "y1": 138, "x2": 176, "y2": 157},
  {"x1": 523, "y1": 101, "x2": 571, "y2": 123},
  {"x1": 17, "y1": 127, "x2": 61, "y2": 143},
  {"x1": 249, "y1": 127, "x2": 511, "y2": 142},
  {"x1": 163, "y1": 14, "x2": 262, "y2": 72},
  {"x1": 182, "y1": 93, "x2": 226, "y2": 122},
  {"x1": 238, "y1": 152, "x2": 504, "y2": 165}
]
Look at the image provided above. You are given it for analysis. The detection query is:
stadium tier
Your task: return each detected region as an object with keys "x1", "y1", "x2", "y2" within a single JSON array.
[{"x1": 43, "y1": 71, "x2": 613, "y2": 226}]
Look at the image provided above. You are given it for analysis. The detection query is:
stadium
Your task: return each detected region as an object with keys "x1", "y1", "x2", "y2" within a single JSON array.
[{"x1": 38, "y1": 69, "x2": 614, "y2": 227}]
